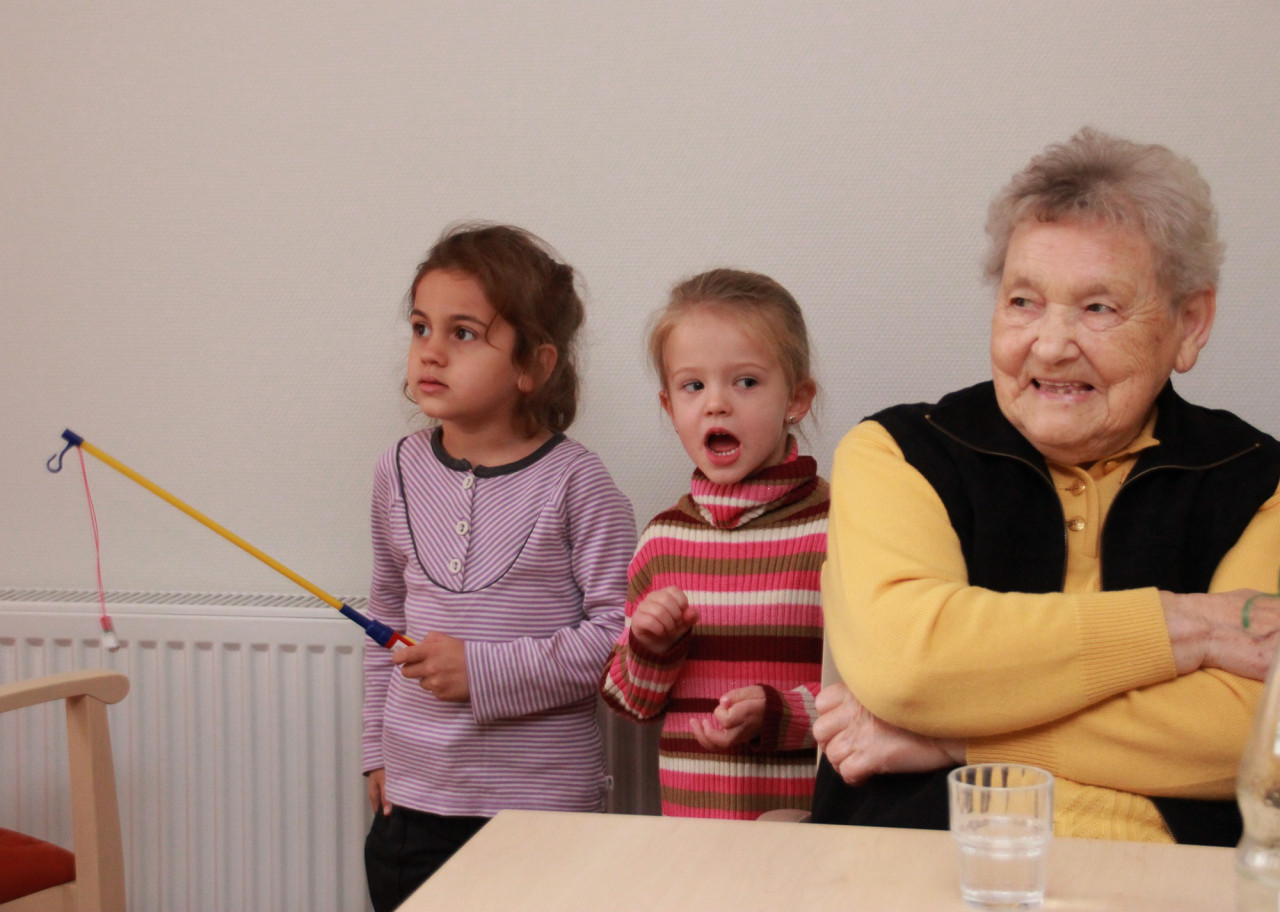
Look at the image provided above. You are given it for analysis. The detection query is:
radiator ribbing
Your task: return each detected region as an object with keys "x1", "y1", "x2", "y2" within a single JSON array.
[{"x1": 0, "y1": 590, "x2": 370, "y2": 912}]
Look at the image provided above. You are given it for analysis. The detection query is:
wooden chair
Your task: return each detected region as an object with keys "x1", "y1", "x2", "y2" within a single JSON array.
[
  {"x1": 757, "y1": 808, "x2": 812, "y2": 823},
  {"x1": 0, "y1": 670, "x2": 129, "y2": 912}
]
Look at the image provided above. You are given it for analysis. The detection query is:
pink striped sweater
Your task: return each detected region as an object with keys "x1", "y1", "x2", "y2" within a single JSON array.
[{"x1": 600, "y1": 446, "x2": 828, "y2": 819}]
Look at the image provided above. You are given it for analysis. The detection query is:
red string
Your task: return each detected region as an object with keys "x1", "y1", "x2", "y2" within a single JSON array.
[{"x1": 76, "y1": 446, "x2": 109, "y2": 623}]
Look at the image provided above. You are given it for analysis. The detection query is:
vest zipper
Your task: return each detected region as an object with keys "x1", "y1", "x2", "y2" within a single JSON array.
[
  {"x1": 931, "y1": 414, "x2": 1262, "y2": 589},
  {"x1": 926, "y1": 417, "x2": 1070, "y2": 588},
  {"x1": 1097, "y1": 441, "x2": 1260, "y2": 582}
]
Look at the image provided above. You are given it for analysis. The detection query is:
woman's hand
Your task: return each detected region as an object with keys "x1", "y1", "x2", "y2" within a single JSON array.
[
  {"x1": 1161, "y1": 589, "x2": 1280, "y2": 680},
  {"x1": 393, "y1": 632, "x2": 470, "y2": 701},
  {"x1": 689, "y1": 686, "x2": 766, "y2": 750},
  {"x1": 367, "y1": 768, "x2": 391, "y2": 816},
  {"x1": 630, "y1": 586, "x2": 699, "y2": 654},
  {"x1": 813, "y1": 682, "x2": 965, "y2": 786}
]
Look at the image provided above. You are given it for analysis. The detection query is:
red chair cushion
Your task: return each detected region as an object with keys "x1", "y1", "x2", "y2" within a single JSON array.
[{"x1": 0, "y1": 827, "x2": 76, "y2": 903}]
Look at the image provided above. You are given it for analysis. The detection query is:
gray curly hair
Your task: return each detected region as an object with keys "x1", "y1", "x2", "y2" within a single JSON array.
[{"x1": 983, "y1": 127, "x2": 1224, "y2": 306}]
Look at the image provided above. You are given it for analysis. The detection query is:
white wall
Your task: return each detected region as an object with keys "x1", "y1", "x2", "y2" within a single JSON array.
[{"x1": 4, "y1": 1, "x2": 1280, "y2": 597}]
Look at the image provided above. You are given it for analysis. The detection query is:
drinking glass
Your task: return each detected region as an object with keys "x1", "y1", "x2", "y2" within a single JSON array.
[{"x1": 948, "y1": 763, "x2": 1054, "y2": 909}]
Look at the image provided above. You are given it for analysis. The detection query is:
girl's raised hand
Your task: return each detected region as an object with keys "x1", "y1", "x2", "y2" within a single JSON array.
[
  {"x1": 393, "y1": 631, "x2": 470, "y2": 701},
  {"x1": 630, "y1": 585, "x2": 699, "y2": 654},
  {"x1": 689, "y1": 685, "x2": 766, "y2": 750}
]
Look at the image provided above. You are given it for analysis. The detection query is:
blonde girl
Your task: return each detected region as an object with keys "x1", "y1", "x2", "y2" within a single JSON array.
[{"x1": 601, "y1": 268, "x2": 828, "y2": 819}]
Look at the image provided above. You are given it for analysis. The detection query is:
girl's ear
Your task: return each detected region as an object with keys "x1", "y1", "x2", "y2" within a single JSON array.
[
  {"x1": 518, "y1": 344, "x2": 558, "y2": 394},
  {"x1": 786, "y1": 378, "x2": 817, "y2": 425},
  {"x1": 659, "y1": 387, "x2": 672, "y2": 417}
]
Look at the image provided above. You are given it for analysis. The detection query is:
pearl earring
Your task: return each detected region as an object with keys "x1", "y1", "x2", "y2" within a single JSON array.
[{"x1": 786, "y1": 415, "x2": 797, "y2": 425}]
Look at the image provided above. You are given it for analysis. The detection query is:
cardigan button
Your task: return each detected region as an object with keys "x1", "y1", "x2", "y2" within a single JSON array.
[
  {"x1": 1066, "y1": 517, "x2": 1086, "y2": 532},
  {"x1": 1068, "y1": 480, "x2": 1086, "y2": 496}
]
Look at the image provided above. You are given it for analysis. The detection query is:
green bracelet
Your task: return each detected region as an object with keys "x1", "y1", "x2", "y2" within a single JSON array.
[
  {"x1": 1243, "y1": 595, "x2": 1259, "y2": 630},
  {"x1": 1245, "y1": 570, "x2": 1280, "y2": 631}
]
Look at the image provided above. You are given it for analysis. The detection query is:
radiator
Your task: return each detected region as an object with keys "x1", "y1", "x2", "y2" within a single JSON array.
[{"x1": 0, "y1": 589, "x2": 371, "y2": 912}]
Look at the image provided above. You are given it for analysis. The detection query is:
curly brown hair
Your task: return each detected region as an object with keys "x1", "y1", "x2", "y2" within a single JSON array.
[{"x1": 407, "y1": 223, "x2": 584, "y2": 435}]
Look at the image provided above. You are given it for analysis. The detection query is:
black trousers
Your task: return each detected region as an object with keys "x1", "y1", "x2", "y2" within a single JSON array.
[{"x1": 364, "y1": 805, "x2": 489, "y2": 912}]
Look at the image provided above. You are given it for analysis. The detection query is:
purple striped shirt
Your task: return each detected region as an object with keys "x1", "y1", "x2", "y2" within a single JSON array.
[{"x1": 361, "y1": 428, "x2": 635, "y2": 815}]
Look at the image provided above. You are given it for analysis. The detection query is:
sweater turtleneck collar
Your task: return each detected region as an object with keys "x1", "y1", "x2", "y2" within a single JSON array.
[{"x1": 689, "y1": 437, "x2": 819, "y2": 530}]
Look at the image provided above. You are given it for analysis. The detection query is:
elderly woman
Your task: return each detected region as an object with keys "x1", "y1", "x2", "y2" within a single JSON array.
[{"x1": 813, "y1": 128, "x2": 1280, "y2": 847}]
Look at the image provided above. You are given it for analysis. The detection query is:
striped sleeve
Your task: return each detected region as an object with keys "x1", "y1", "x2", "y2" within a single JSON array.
[
  {"x1": 361, "y1": 447, "x2": 407, "y2": 774},
  {"x1": 753, "y1": 683, "x2": 820, "y2": 753},
  {"x1": 599, "y1": 516, "x2": 692, "y2": 720},
  {"x1": 467, "y1": 450, "x2": 635, "y2": 724},
  {"x1": 600, "y1": 628, "x2": 691, "y2": 721}
]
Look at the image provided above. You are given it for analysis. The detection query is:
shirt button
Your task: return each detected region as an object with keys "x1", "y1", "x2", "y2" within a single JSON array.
[
  {"x1": 448, "y1": 558, "x2": 462, "y2": 574},
  {"x1": 1068, "y1": 480, "x2": 1086, "y2": 496},
  {"x1": 462, "y1": 474, "x2": 475, "y2": 490},
  {"x1": 1066, "y1": 517, "x2": 1086, "y2": 532},
  {"x1": 1103, "y1": 460, "x2": 1119, "y2": 474},
  {"x1": 455, "y1": 520, "x2": 470, "y2": 536}
]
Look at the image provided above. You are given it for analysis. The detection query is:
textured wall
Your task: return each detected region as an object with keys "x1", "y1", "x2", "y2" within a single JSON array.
[{"x1": 5, "y1": 2, "x2": 1279, "y2": 594}]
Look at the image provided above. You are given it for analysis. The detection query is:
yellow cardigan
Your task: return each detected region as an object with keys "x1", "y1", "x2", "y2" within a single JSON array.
[{"x1": 823, "y1": 419, "x2": 1280, "y2": 841}]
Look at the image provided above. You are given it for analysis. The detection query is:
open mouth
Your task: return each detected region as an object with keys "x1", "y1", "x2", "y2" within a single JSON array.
[
  {"x1": 1033, "y1": 379, "x2": 1094, "y2": 395},
  {"x1": 705, "y1": 431, "x2": 741, "y2": 458}
]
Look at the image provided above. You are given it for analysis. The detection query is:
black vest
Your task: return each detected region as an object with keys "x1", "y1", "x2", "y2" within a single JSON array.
[{"x1": 812, "y1": 381, "x2": 1280, "y2": 847}]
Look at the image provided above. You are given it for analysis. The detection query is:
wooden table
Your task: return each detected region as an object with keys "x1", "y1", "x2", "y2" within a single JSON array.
[{"x1": 401, "y1": 809, "x2": 1236, "y2": 911}]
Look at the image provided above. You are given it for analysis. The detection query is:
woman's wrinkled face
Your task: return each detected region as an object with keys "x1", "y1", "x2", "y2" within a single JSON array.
[{"x1": 990, "y1": 219, "x2": 1213, "y2": 466}]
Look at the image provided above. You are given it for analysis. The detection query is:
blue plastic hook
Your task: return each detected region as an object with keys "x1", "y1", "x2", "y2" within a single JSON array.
[{"x1": 46, "y1": 429, "x2": 84, "y2": 473}]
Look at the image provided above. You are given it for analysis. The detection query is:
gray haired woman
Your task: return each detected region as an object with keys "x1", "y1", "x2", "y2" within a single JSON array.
[{"x1": 813, "y1": 127, "x2": 1280, "y2": 846}]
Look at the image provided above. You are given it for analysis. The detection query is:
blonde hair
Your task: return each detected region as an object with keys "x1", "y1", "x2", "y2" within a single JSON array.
[
  {"x1": 649, "y1": 268, "x2": 815, "y2": 403},
  {"x1": 984, "y1": 127, "x2": 1223, "y2": 305}
]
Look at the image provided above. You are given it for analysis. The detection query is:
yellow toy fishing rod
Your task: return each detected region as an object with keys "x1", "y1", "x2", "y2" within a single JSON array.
[{"x1": 47, "y1": 428, "x2": 413, "y2": 650}]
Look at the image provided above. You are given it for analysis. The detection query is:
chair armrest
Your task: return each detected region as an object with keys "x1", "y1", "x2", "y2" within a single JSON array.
[
  {"x1": 0, "y1": 670, "x2": 130, "y2": 713},
  {"x1": 0, "y1": 667, "x2": 130, "y2": 911}
]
